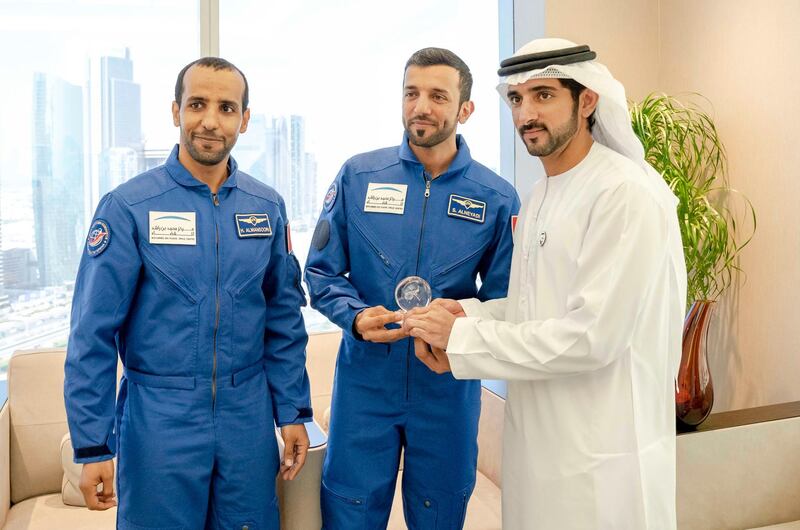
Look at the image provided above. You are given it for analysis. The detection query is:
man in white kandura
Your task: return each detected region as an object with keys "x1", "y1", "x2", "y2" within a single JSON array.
[{"x1": 403, "y1": 38, "x2": 686, "y2": 529}]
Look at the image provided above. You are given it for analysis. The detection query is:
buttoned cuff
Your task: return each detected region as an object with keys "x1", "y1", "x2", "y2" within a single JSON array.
[
  {"x1": 458, "y1": 298, "x2": 483, "y2": 318},
  {"x1": 446, "y1": 316, "x2": 485, "y2": 380}
]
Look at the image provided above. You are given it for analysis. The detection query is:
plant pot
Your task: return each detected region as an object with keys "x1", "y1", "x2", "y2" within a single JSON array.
[{"x1": 675, "y1": 300, "x2": 715, "y2": 428}]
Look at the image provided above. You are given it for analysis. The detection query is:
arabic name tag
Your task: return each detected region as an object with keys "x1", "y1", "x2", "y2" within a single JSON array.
[
  {"x1": 364, "y1": 183, "x2": 408, "y2": 215},
  {"x1": 149, "y1": 211, "x2": 197, "y2": 245}
]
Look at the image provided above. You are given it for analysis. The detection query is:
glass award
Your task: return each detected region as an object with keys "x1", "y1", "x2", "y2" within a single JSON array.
[{"x1": 395, "y1": 276, "x2": 432, "y2": 312}]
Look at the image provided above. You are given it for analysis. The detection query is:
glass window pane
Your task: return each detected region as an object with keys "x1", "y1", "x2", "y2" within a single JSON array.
[
  {"x1": 220, "y1": 0, "x2": 501, "y2": 333},
  {"x1": 0, "y1": 0, "x2": 199, "y2": 377}
]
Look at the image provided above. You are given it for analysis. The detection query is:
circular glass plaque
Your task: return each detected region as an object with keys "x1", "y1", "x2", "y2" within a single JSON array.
[{"x1": 395, "y1": 276, "x2": 432, "y2": 312}]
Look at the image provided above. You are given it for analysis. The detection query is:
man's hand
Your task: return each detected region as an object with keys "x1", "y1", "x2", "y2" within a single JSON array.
[
  {"x1": 403, "y1": 303, "x2": 458, "y2": 351},
  {"x1": 413, "y1": 338, "x2": 452, "y2": 374},
  {"x1": 80, "y1": 460, "x2": 116, "y2": 510},
  {"x1": 280, "y1": 424, "x2": 310, "y2": 481},
  {"x1": 430, "y1": 298, "x2": 466, "y2": 317},
  {"x1": 354, "y1": 306, "x2": 406, "y2": 343}
]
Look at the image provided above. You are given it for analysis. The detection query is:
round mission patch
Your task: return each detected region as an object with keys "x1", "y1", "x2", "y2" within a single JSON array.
[
  {"x1": 323, "y1": 182, "x2": 338, "y2": 211},
  {"x1": 86, "y1": 219, "x2": 111, "y2": 257}
]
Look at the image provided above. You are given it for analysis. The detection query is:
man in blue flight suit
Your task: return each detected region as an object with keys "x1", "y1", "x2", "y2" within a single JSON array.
[
  {"x1": 305, "y1": 48, "x2": 520, "y2": 529},
  {"x1": 65, "y1": 57, "x2": 312, "y2": 529}
]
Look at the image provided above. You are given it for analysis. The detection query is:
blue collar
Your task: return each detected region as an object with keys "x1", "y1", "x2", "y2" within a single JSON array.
[
  {"x1": 398, "y1": 133, "x2": 472, "y2": 175},
  {"x1": 164, "y1": 144, "x2": 239, "y2": 189}
]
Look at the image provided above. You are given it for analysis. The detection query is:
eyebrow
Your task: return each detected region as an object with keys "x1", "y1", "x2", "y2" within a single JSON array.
[
  {"x1": 404, "y1": 85, "x2": 452, "y2": 95},
  {"x1": 507, "y1": 84, "x2": 560, "y2": 98},
  {"x1": 186, "y1": 96, "x2": 239, "y2": 108}
]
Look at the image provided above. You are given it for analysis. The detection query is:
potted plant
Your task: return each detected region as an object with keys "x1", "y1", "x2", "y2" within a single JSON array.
[{"x1": 630, "y1": 93, "x2": 756, "y2": 427}]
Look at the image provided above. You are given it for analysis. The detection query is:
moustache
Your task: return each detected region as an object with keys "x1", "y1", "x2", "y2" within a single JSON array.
[
  {"x1": 408, "y1": 117, "x2": 437, "y2": 126},
  {"x1": 518, "y1": 122, "x2": 547, "y2": 135}
]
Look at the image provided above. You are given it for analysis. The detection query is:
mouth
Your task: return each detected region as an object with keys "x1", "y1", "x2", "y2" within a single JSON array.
[
  {"x1": 410, "y1": 120, "x2": 436, "y2": 127},
  {"x1": 193, "y1": 134, "x2": 224, "y2": 143},
  {"x1": 522, "y1": 127, "x2": 547, "y2": 141}
]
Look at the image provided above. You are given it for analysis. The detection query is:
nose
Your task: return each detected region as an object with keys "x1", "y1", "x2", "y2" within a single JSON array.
[
  {"x1": 413, "y1": 96, "x2": 432, "y2": 115},
  {"x1": 515, "y1": 99, "x2": 539, "y2": 127},
  {"x1": 200, "y1": 107, "x2": 220, "y2": 130}
]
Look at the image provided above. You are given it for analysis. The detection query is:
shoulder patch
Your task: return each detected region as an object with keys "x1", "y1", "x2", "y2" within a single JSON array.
[
  {"x1": 86, "y1": 219, "x2": 111, "y2": 257},
  {"x1": 324, "y1": 182, "x2": 338, "y2": 211},
  {"x1": 312, "y1": 219, "x2": 331, "y2": 251}
]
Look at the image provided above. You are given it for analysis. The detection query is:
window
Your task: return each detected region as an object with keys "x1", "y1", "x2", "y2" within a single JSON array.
[
  {"x1": 220, "y1": 0, "x2": 502, "y2": 332},
  {"x1": 0, "y1": 0, "x2": 199, "y2": 377},
  {"x1": 0, "y1": 0, "x2": 504, "y2": 376}
]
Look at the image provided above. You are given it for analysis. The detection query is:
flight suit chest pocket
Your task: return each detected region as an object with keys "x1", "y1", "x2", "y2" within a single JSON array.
[
  {"x1": 139, "y1": 245, "x2": 200, "y2": 303},
  {"x1": 348, "y1": 214, "x2": 398, "y2": 280}
]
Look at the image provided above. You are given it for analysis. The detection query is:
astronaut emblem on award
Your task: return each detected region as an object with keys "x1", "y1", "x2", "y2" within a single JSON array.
[{"x1": 395, "y1": 276, "x2": 432, "y2": 312}]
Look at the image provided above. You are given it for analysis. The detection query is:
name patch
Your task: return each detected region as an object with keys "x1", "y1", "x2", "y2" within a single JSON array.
[
  {"x1": 364, "y1": 183, "x2": 408, "y2": 215},
  {"x1": 448, "y1": 194, "x2": 486, "y2": 223},
  {"x1": 236, "y1": 213, "x2": 273, "y2": 238},
  {"x1": 149, "y1": 212, "x2": 197, "y2": 245}
]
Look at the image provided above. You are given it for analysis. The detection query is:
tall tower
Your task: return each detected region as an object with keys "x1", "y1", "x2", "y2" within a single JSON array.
[
  {"x1": 32, "y1": 73, "x2": 85, "y2": 287},
  {"x1": 269, "y1": 116, "x2": 292, "y2": 214},
  {"x1": 288, "y1": 115, "x2": 305, "y2": 221},
  {"x1": 99, "y1": 49, "x2": 142, "y2": 195}
]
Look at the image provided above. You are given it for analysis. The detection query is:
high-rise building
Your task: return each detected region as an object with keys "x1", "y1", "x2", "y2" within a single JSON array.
[
  {"x1": 233, "y1": 114, "x2": 271, "y2": 186},
  {"x1": 304, "y1": 152, "x2": 319, "y2": 220},
  {"x1": 99, "y1": 49, "x2": 142, "y2": 195},
  {"x1": 235, "y1": 114, "x2": 318, "y2": 222},
  {"x1": 143, "y1": 149, "x2": 171, "y2": 172},
  {"x1": 288, "y1": 115, "x2": 305, "y2": 221},
  {"x1": 2, "y1": 248, "x2": 37, "y2": 290},
  {"x1": 32, "y1": 73, "x2": 85, "y2": 288},
  {"x1": 270, "y1": 116, "x2": 292, "y2": 211}
]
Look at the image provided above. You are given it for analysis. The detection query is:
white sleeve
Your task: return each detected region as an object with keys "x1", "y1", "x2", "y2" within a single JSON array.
[
  {"x1": 459, "y1": 297, "x2": 508, "y2": 321},
  {"x1": 447, "y1": 181, "x2": 669, "y2": 382}
]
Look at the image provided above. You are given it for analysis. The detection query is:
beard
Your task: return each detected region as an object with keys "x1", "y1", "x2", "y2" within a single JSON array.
[
  {"x1": 404, "y1": 116, "x2": 457, "y2": 148},
  {"x1": 182, "y1": 130, "x2": 234, "y2": 166},
  {"x1": 518, "y1": 102, "x2": 579, "y2": 157}
]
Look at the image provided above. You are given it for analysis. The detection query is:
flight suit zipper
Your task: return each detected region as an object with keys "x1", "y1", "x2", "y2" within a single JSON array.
[
  {"x1": 414, "y1": 175, "x2": 432, "y2": 273},
  {"x1": 212, "y1": 192, "x2": 220, "y2": 410},
  {"x1": 409, "y1": 172, "x2": 432, "y2": 401}
]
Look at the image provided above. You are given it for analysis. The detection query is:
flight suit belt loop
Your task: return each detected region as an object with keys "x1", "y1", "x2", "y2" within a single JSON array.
[{"x1": 124, "y1": 367, "x2": 196, "y2": 390}]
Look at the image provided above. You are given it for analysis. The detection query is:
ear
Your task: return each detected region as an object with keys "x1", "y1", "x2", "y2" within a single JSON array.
[
  {"x1": 580, "y1": 89, "x2": 599, "y2": 119},
  {"x1": 172, "y1": 101, "x2": 180, "y2": 127},
  {"x1": 458, "y1": 100, "x2": 475, "y2": 124},
  {"x1": 240, "y1": 108, "x2": 251, "y2": 133}
]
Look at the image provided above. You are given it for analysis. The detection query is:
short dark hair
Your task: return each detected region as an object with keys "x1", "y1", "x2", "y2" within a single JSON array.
[
  {"x1": 559, "y1": 78, "x2": 595, "y2": 132},
  {"x1": 174, "y1": 57, "x2": 249, "y2": 110},
  {"x1": 405, "y1": 47, "x2": 473, "y2": 104}
]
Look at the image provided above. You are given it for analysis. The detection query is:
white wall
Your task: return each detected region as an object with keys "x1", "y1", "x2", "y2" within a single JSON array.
[{"x1": 513, "y1": 0, "x2": 800, "y2": 411}]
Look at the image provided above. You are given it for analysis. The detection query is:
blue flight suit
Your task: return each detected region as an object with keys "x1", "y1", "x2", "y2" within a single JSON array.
[
  {"x1": 305, "y1": 134, "x2": 520, "y2": 529},
  {"x1": 65, "y1": 146, "x2": 312, "y2": 530}
]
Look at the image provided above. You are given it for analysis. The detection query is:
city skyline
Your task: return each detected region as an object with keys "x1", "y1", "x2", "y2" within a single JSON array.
[
  {"x1": 0, "y1": 0, "x2": 500, "y2": 374},
  {"x1": 0, "y1": 50, "x2": 329, "y2": 374}
]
